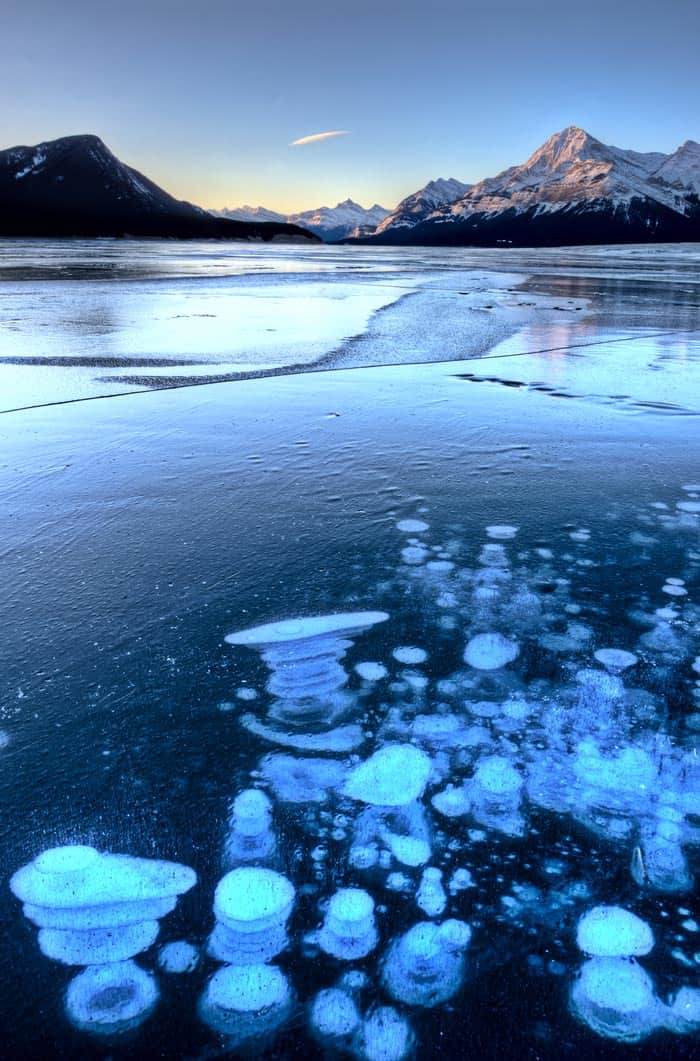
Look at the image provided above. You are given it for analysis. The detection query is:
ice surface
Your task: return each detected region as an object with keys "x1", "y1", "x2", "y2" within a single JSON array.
[{"x1": 344, "y1": 745, "x2": 432, "y2": 806}]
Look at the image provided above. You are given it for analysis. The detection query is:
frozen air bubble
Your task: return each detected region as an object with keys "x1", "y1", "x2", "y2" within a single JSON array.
[
  {"x1": 260, "y1": 753, "x2": 347, "y2": 803},
  {"x1": 396, "y1": 520, "x2": 429, "y2": 533},
  {"x1": 677, "y1": 501, "x2": 700, "y2": 513},
  {"x1": 359, "y1": 1006, "x2": 413, "y2": 1061},
  {"x1": 486, "y1": 525, "x2": 519, "y2": 540},
  {"x1": 593, "y1": 648, "x2": 638, "y2": 672},
  {"x1": 318, "y1": 887, "x2": 378, "y2": 960},
  {"x1": 65, "y1": 961, "x2": 159, "y2": 1035},
  {"x1": 198, "y1": 963, "x2": 292, "y2": 1041},
  {"x1": 449, "y1": 868, "x2": 475, "y2": 894},
  {"x1": 39, "y1": 920, "x2": 159, "y2": 966},
  {"x1": 426, "y1": 560, "x2": 455, "y2": 572},
  {"x1": 662, "y1": 584, "x2": 687, "y2": 596},
  {"x1": 570, "y1": 957, "x2": 661, "y2": 1042},
  {"x1": 393, "y1": 646, "x2": 428, "y2": 665},
  {"x1": 666, "y1": 986, "x2": 700, "y2": 1033},
  {"x1": 401, "y1": 546, "x2": 428, "y2": 565},
  {"x1": 224, "y1": 788, "x2": 276, "y2": 866},
  {"x1": 343, "y1": 744, "x2": 432, "y2": 806},
  {"x1": 157, "y1": 940, "x2": 199, "y2": 974},
  {"x1": 310, "y1": 987, "x2": 360, "y2": 1042},
  {"x1": 417, "y1": 868, "x2": 447, "y2": 918},
  {"x1": 576, "y1": 906, "x2": 654, "y2": 957},
  {"x1": 464, "y1": 632, "x2": 520, "y2": 671},
  {"x1": 382, "y1": 920, "x2": 471, "y2": 1008},
  {"x1": 356, "y1": 662, "x2": 388, "y2": 681},
  {"x1": 209, "y1": 867, "x2": 295, "y2": 964},
  {"x1": 225, "y1": 611, "x2": 388, "y2": 706},
  {"x1": 10, "y1": 846, "x2": 196, "y2": 932},
  {"x1": 236, "y1": 687, "x2": 258, "y2": 701}
]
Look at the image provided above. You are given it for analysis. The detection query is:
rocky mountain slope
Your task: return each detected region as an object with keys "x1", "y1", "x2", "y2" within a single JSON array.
[
  {"x1": 0, "y1": 135, "x2": 318, "y2": 241},
  {"x1": 357, "y1": 127, "x2": 700, "y2": 246}
]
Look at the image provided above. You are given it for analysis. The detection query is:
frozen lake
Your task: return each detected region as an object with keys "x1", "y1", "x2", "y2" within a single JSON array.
[
  {"x1": 0, "y1": 242, "x2": 699, "y2": 1059},
  {"x1": 1, "y1": 240, "x2": 699, "y2": 410}
]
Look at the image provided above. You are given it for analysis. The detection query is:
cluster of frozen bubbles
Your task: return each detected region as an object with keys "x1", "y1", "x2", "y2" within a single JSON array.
[{"x1": 10, "y1": 487, "x2": 700, "y2": 1053}]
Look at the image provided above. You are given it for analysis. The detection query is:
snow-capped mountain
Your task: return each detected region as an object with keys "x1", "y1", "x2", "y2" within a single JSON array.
[
  {"x1": 289, "y1": 199, "x2": 389, "y2": 241},
  {"x1": 218, "y1": 199, "x2": 390, "y2": 241},
  {"x1": 372, "y1": 177, "x2": 472, "y2": 235},
  {"x1": 360, "y1": 127, "x2": 700, "y2": 246},
  {"x1": 0, "y1": 135, "x2": 319, "y2": 241},
  {"x1": 215, "y1": 204, "x2": 287, "y2": 224},
  {"x1": 649, "y1": 140, "x2": 700, "y2": 196}
]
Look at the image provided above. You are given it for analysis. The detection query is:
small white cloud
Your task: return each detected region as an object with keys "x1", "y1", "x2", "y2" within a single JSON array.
[{"x1": 289, "y1": 130, "x2": 350, "y2": 147}]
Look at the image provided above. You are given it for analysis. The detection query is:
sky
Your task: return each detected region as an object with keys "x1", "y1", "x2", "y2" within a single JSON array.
[{"x1": 2, "y1": 0, "x2": 699, "y2": 213}]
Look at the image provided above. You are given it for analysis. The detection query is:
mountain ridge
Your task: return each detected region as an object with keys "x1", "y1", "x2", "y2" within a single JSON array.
[
  {"x1": 0, "y1": 134, "x2": 319, "y2": 242},
  {"x1": 354, "y1": 126, "x2": 700, "y2": 246},
  {"x1": 216, "y1": 198, "x2": 390, "y2": 241}
]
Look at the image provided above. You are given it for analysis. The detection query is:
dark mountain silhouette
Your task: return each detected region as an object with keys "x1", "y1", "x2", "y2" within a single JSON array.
[{"x1": 0, "y1": 135, "x2": 318, "y2": 241}]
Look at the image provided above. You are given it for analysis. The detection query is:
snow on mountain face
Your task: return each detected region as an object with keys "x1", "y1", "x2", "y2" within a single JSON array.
[
  {"x1": 0, "y1": 134, "x2": 207, "y2": 216},
  {"x1": 288, "y1": 199, "x2": 390, "y2": 239},
  {"x1": 374, "y1": 177, "x2": 472, "y2": 234},
  {"x1": 215, "y1": 205, "x2": 287, "y2": 223},
  {"x1": 436, "y1": 126, "x2": 700, "y2": 222},
  {"x1": 215, "y1": 199, "x2": 390, "y2": 240},
  {"x1": 650, "y1": 140, "x2": 700, "y2": 195}
]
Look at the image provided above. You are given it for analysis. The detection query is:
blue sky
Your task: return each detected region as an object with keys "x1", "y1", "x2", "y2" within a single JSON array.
[{"x1": 3, "y1": 0, "x2": 699, "y2": 211}]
